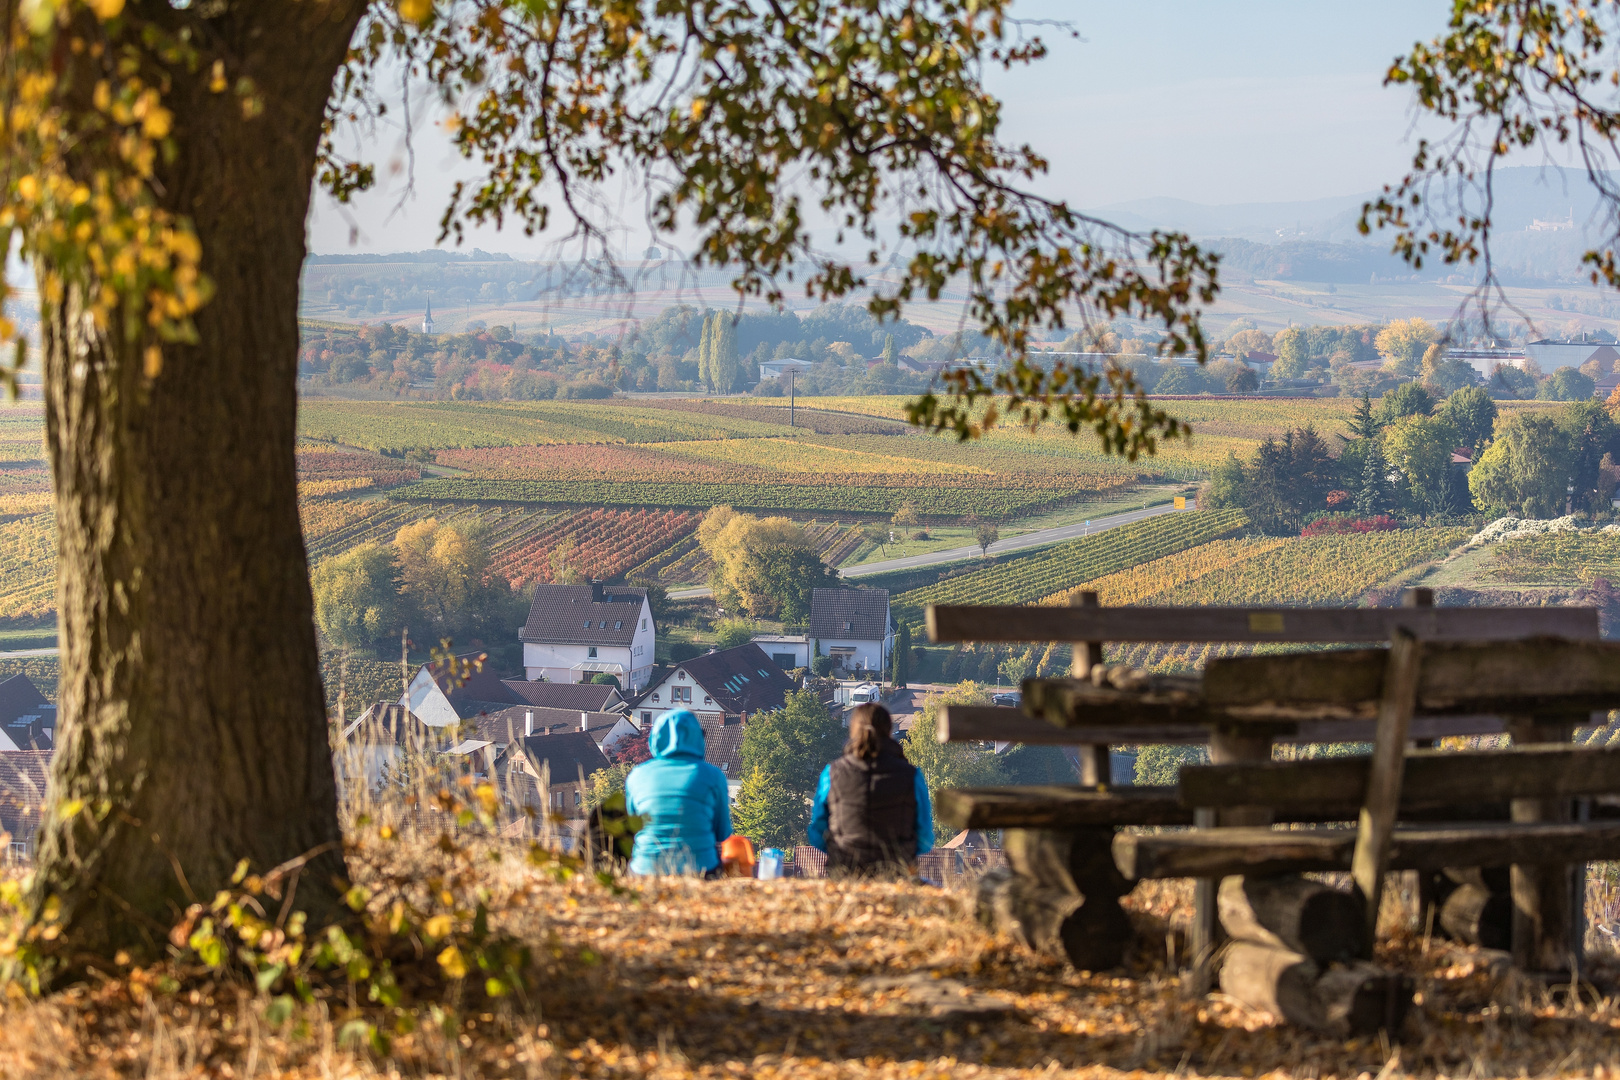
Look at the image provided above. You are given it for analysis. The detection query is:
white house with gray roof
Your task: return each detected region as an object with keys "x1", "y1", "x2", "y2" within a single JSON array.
[
  {"x1": 520, "y1": 583, "x2": 656, "y2": 690},
  {"x1": 810, "y1": 587, "x2": 894, "y2": 674}
]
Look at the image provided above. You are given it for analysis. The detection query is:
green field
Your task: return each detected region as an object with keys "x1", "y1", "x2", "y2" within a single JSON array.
[{"x1": 1, "y1": 396, "x2": 1491, "y2": 631}]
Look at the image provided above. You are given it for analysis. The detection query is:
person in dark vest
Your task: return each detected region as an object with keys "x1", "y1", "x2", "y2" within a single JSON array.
[{"x1": 807, "y1": 703, "x2": 934, "y2": 876}]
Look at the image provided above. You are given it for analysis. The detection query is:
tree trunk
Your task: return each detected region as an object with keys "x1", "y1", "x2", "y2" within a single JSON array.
[{"x1": 29, "y1": 2, "x2": 367, "y2": 961}]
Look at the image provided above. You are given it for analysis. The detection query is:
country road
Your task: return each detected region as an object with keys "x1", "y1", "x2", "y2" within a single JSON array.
[{"x1": 668, "y1": 499, "x2": 1187, "y2": 600}]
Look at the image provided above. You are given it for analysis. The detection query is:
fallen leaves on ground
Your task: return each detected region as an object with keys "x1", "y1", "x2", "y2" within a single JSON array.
[{"x1": 5, "y1": 869, "x2": 1620, "y2": 1078}]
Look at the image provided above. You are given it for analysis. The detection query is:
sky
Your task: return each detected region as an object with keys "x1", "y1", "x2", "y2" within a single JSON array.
[{"x1": 305, "y1": 1, "x2": 1447, "y2": 255}]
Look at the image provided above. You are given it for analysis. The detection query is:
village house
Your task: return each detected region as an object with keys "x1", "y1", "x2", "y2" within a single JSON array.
[
  {"x1": 631, "y1": 642, "x2": 798, "y2": 782},
  {"x1": 499, "y1": 730, "x2": 612, "y2": 820},
  {"x1": 750, "y1": 632, "x2": 812, "y2": 671},
  {"x1": 520, "y1": 583, "x2": 656, "y2": 690},
  {"x1": 810, "y1": 587, "x2": 894, "y2": 674},
  {"x1": 0, "y1": 674, "x2": 55, "y2": 751},
  {"x1": 0, "y1": 750, "x2": 51, "y2": 862},
  {"x1": 499, "y1": 679, "x2": 627, "y2": 713},
  {"x1": 470, "y1": 705, "x2": 640, "y2": 760}
]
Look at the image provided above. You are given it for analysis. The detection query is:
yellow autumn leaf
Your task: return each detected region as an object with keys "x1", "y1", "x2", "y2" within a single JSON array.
[
  {"x1": 87, "y1": 0, "x2": 124, "y2": 19},
  {"x1": 424, "y1": 914, "x2": 452, "y2": 940},
  {"x1": 436, "y1": 944, "x2": 467, "y2": 979},
  {"x1": 398, "y1": 0, "x2": 432, "y2": 24},
  {"x1": 143, "y1": 346, "x2": 162, "y2": 379}
]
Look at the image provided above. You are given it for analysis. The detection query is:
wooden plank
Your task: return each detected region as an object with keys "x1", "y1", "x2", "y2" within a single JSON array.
[
  {"x1": 935, "y1": 785, "x2": 1193, "y2": 830},
  {"x1": 1204, "y1": 639, "x2": 1620, "y2": 717},
  {"x1": 1179, "y1": 744, "x2": 1620, "y2": 812},
  {"x1": 1351, "y1": 629, "x2": 1422, "y2": 949},
  {"x1": 940, "y1": 704, "x2": 1509, "y2": 747},
  {"x1": 1113, "y1": 821, "x2": 1620, "y2": 881},
  {"x1": 942, "y1": 788, "x2": 1512, "y2": 830},
  {"x1": 938, "y1": 705, "x2": 1211, "y2": 746},
  {"x1": 927, "y1": 604, "x2": 1599, "y2": 646}
]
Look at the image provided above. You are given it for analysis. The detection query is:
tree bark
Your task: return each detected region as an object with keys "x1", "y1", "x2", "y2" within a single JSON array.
[{"x1": 29, "y1": 2, "x2": 367, "y2": 961}]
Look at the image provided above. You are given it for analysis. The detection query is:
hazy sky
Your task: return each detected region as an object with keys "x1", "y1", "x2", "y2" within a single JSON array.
[{"x1": 306, "y1": 1, "x2": 1446, "y2": 254}]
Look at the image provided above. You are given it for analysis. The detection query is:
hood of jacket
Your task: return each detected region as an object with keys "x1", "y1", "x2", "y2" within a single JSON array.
[{"x1": 647, "y1": 709, "x2": 706, "y2": 762}]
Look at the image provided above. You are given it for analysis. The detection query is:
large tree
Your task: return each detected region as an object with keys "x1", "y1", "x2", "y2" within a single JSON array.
[{"x1": 0, "y1": 0, "x2": 1222, "y2": 965}]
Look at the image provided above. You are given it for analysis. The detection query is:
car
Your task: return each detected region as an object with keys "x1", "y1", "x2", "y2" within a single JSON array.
[{"x1": 991, "y1": 691, "x2": 1021, "y2": 708}]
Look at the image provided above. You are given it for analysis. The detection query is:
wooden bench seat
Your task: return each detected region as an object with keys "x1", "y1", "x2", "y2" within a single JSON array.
[
  {"x1": 937, "y1": 785, "x2": 1190, "y2": 830},
  {"x1": 1114, "y1": 821, "x2": 1620, "y2": 880},
  {"x1": 1180, "y1": 743, "x2": 1620, "y2": 815}
]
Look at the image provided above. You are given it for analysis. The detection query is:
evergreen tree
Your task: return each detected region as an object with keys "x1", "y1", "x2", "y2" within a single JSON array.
[
  {"x1": 697, "y1": 311, "x2": 715, "y2": 390},
  {"x1": 1356, "y1": 438, "x2": 1391, "y2": 517},
  {"x1": 730, "y1": 767, "x2": 803, "y2": 850},
  {"x1": 712, "y1": 314, "x2": 741, "y2": 392},
  {"x1": 881, "y1": 333, "x2": 896, "y2": 365},
  {"x1": 895, "y1": 624, "x2": 912, "y2": 687},
  {"x1": 1344, "y1": 391, "x2": 1380, "y2": 442}
]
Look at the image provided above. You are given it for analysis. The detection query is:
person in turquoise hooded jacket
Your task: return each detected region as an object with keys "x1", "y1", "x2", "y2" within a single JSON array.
[{"x1": 623, "y1": 709, "x2": 733, "y2": 876}]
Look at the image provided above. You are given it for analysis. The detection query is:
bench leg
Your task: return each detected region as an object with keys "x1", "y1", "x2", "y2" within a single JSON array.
[
  {"x1": 1189, "y1": 731, "x2": 1275, "y2": 990},
  {"x1": 990, "y1": 827, "x2": 1131, "y2": 971},
  {"x1": 1508, "y1": 718, "x2": 1582, "y2": 975}
]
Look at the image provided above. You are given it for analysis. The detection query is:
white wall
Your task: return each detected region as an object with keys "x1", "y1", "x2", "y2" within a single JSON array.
[
  {"x1": 401, "y1": 668, "x2": 460, "y2": 728},
  {"x1": 817, "y1": 636, "x2": 885, "y2": 672}
]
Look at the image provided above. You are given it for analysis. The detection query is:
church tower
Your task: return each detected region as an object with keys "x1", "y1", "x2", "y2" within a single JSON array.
[{"x1": 421, "y1": 299, "x2": 435, "y2": 335}]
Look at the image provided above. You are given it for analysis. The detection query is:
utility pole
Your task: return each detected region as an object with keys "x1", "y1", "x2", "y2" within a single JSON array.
[{"x1": 789, "y1": 366, "x2": 796, "y2": 427}]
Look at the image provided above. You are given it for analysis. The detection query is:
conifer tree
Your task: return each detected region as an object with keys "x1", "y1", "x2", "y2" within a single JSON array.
[
  {"x1": 1344, "y1": 391, "x2": 1381, "y2": 442},
  {"x1": 697, "y1": 312, "x2": 715, "y2": 390},
  {"x1": 881, "y1": 333, "x2": 896, "y2": 365},
  {"x1": 1356, "y1": 438, "x2": 1391, "y2": 517}
]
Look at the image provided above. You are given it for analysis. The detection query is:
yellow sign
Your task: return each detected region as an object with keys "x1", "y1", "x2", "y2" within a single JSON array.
[{"x1": 1174, "y1": 496, "x2": 1187, "y2": 510}]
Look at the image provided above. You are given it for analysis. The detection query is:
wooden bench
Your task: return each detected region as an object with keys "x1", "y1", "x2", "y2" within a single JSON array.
[{"x1": 926, "y1": 592, "x2": 1611, "y2": 1031}]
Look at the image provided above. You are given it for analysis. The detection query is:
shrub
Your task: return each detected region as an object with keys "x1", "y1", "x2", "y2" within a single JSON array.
[{"x1": 1301, "y1": 515, "x2": 1403, "y2": 538}]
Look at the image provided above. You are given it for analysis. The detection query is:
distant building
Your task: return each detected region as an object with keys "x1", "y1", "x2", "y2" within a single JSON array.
[
  {"x1": 1524, "y1": 337, "x2": 1618, "y2": 372},
  {"x1": 0, "y1": 675, "x2": 54, "y2": 751},
  {"x1": 758, "y1": 358, "x2": 814, "y2": 380},
  {"x1": 630, "y1": 643, "x2": 798, "y2": 781},
  {"x1": 751, "y1": 633, "x2": 811, "y2": 671},
  {"x1": 0, "y1": 751, "x2": 51, "y2": 862},
  {"x1": 1450, "y1": 347, "x2": 1529, "y2": 378},
  {"x1": 499, "y1": 679, "x2": 627, "y2": 714},
  {"x1": 421, "y1": 298, "x2": 435, "y2": 335},
  {"x1": 520, "y1": 583, "x2": 656, "y2": 690},
  {"x1": 810, "y1": 587, "x2": 894, "y2": 674},
  {"x1": 500, "y1": 731, "x2": 613, "y2": 820}
]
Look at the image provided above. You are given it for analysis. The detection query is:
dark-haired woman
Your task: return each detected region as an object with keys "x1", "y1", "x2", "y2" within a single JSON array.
[{"x1": 807, "y1": 703, "x2": 934, "y2": 876}]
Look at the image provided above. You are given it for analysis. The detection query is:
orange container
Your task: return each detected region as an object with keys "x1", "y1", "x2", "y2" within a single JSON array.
[{"x1": 720, "y1": 834, "x2": 757, "y2": 877}]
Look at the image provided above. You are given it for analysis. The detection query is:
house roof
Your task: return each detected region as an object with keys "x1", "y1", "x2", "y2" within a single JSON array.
[
  {"x1": 0, "y1": 750, "x2": 52, "y2": 840},
  {"x1": 520, "y1": 584, "x2": 647, "y2": 646},
  {"x1": 510, "y1": 731, "x2": 611, "y2": 785},
  {"x1": 0, "y1": 675, "x2": 54, "y2": 751},
  {"x1": 698, "y1": 716, "x2": 746, "y2": 778},
  {"x1": 810, "y1": 587, "x2": 891, "y2": 641},
  {"x1": 500, "y1": 679, "x2": 624, "y2": 713},
  {"x1": 678, "y1": 643, "x2": 798, "y2": 717},
  {"x1": 341, "y1": 701, "x2": 453, "y2": 749},
  {"x1": 470, "y1": 706, "x2": 626, "y2": 748}
]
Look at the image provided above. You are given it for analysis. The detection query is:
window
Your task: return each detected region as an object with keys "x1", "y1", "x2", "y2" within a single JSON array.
[
  {"x1": 843, "y1": 620, "x2": 852, "y2": 632},
  {"x1": 651, "y1": 693, "x2": 660, "y2": 703},
  {"x1": 641, "y1": 711, "x2": 652, "y2": 723},
  {"x1": 641, "y1": 619, "x2": 647, "y2": 630},
  {"x1": 583, "y1": 619, "x2": 591, "y2": 628},
  {"x1": 587, "y1": 646, "x2": 598, "y2": 658},
  {"x1": 615, "y1": 621, "x2": 622, "y2": 629},
  {"x1": 599, "y1": 620, "x2": 607, "y2": 628},
  {"x1": 703, "y1": 696, "x2": 712, "y2": 705},
  {"x1": 672, "y1": 686, "x2": 692, "y2": 703},
  {"x1": 574, "y1": 791, "x2": 582, "y2": 807},
  {"x1": 677, "y1": 671, "x2": 687, "y2": 680}
]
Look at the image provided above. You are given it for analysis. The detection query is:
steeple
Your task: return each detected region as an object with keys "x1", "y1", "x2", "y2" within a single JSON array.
[{"x1": 421, "y1": 299, "x2": 435, "y2": 335}]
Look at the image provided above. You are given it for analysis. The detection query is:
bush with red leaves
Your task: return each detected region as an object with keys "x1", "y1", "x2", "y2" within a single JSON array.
[
  {"x1": 608, "y1": 730, "x2": 651, "y2": 765},
  {"x1": 1300, "y1": 515, "x2": 1403, "y2": 538}
]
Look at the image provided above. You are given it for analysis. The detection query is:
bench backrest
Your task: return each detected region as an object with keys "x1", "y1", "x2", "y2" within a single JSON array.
[{"x1": 926, "y1": 603, "x2": 1600, "y2": 646}]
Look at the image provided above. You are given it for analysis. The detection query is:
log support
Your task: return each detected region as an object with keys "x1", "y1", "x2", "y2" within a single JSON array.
[
  {"x1": 976, "y1": 827, "x2": 1131, "y2": 971},
  {"x1": 1507, "y1": 717, "x2": 1583, "y2": 975}
]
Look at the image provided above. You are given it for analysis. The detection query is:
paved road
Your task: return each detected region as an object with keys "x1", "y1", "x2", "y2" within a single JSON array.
[
  {"x1": 0, "y1": 647, "x2": 58, "y2": 659},
  {"x1": 668, "y1": 499, "x2": 1185, "y2": 600}
]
